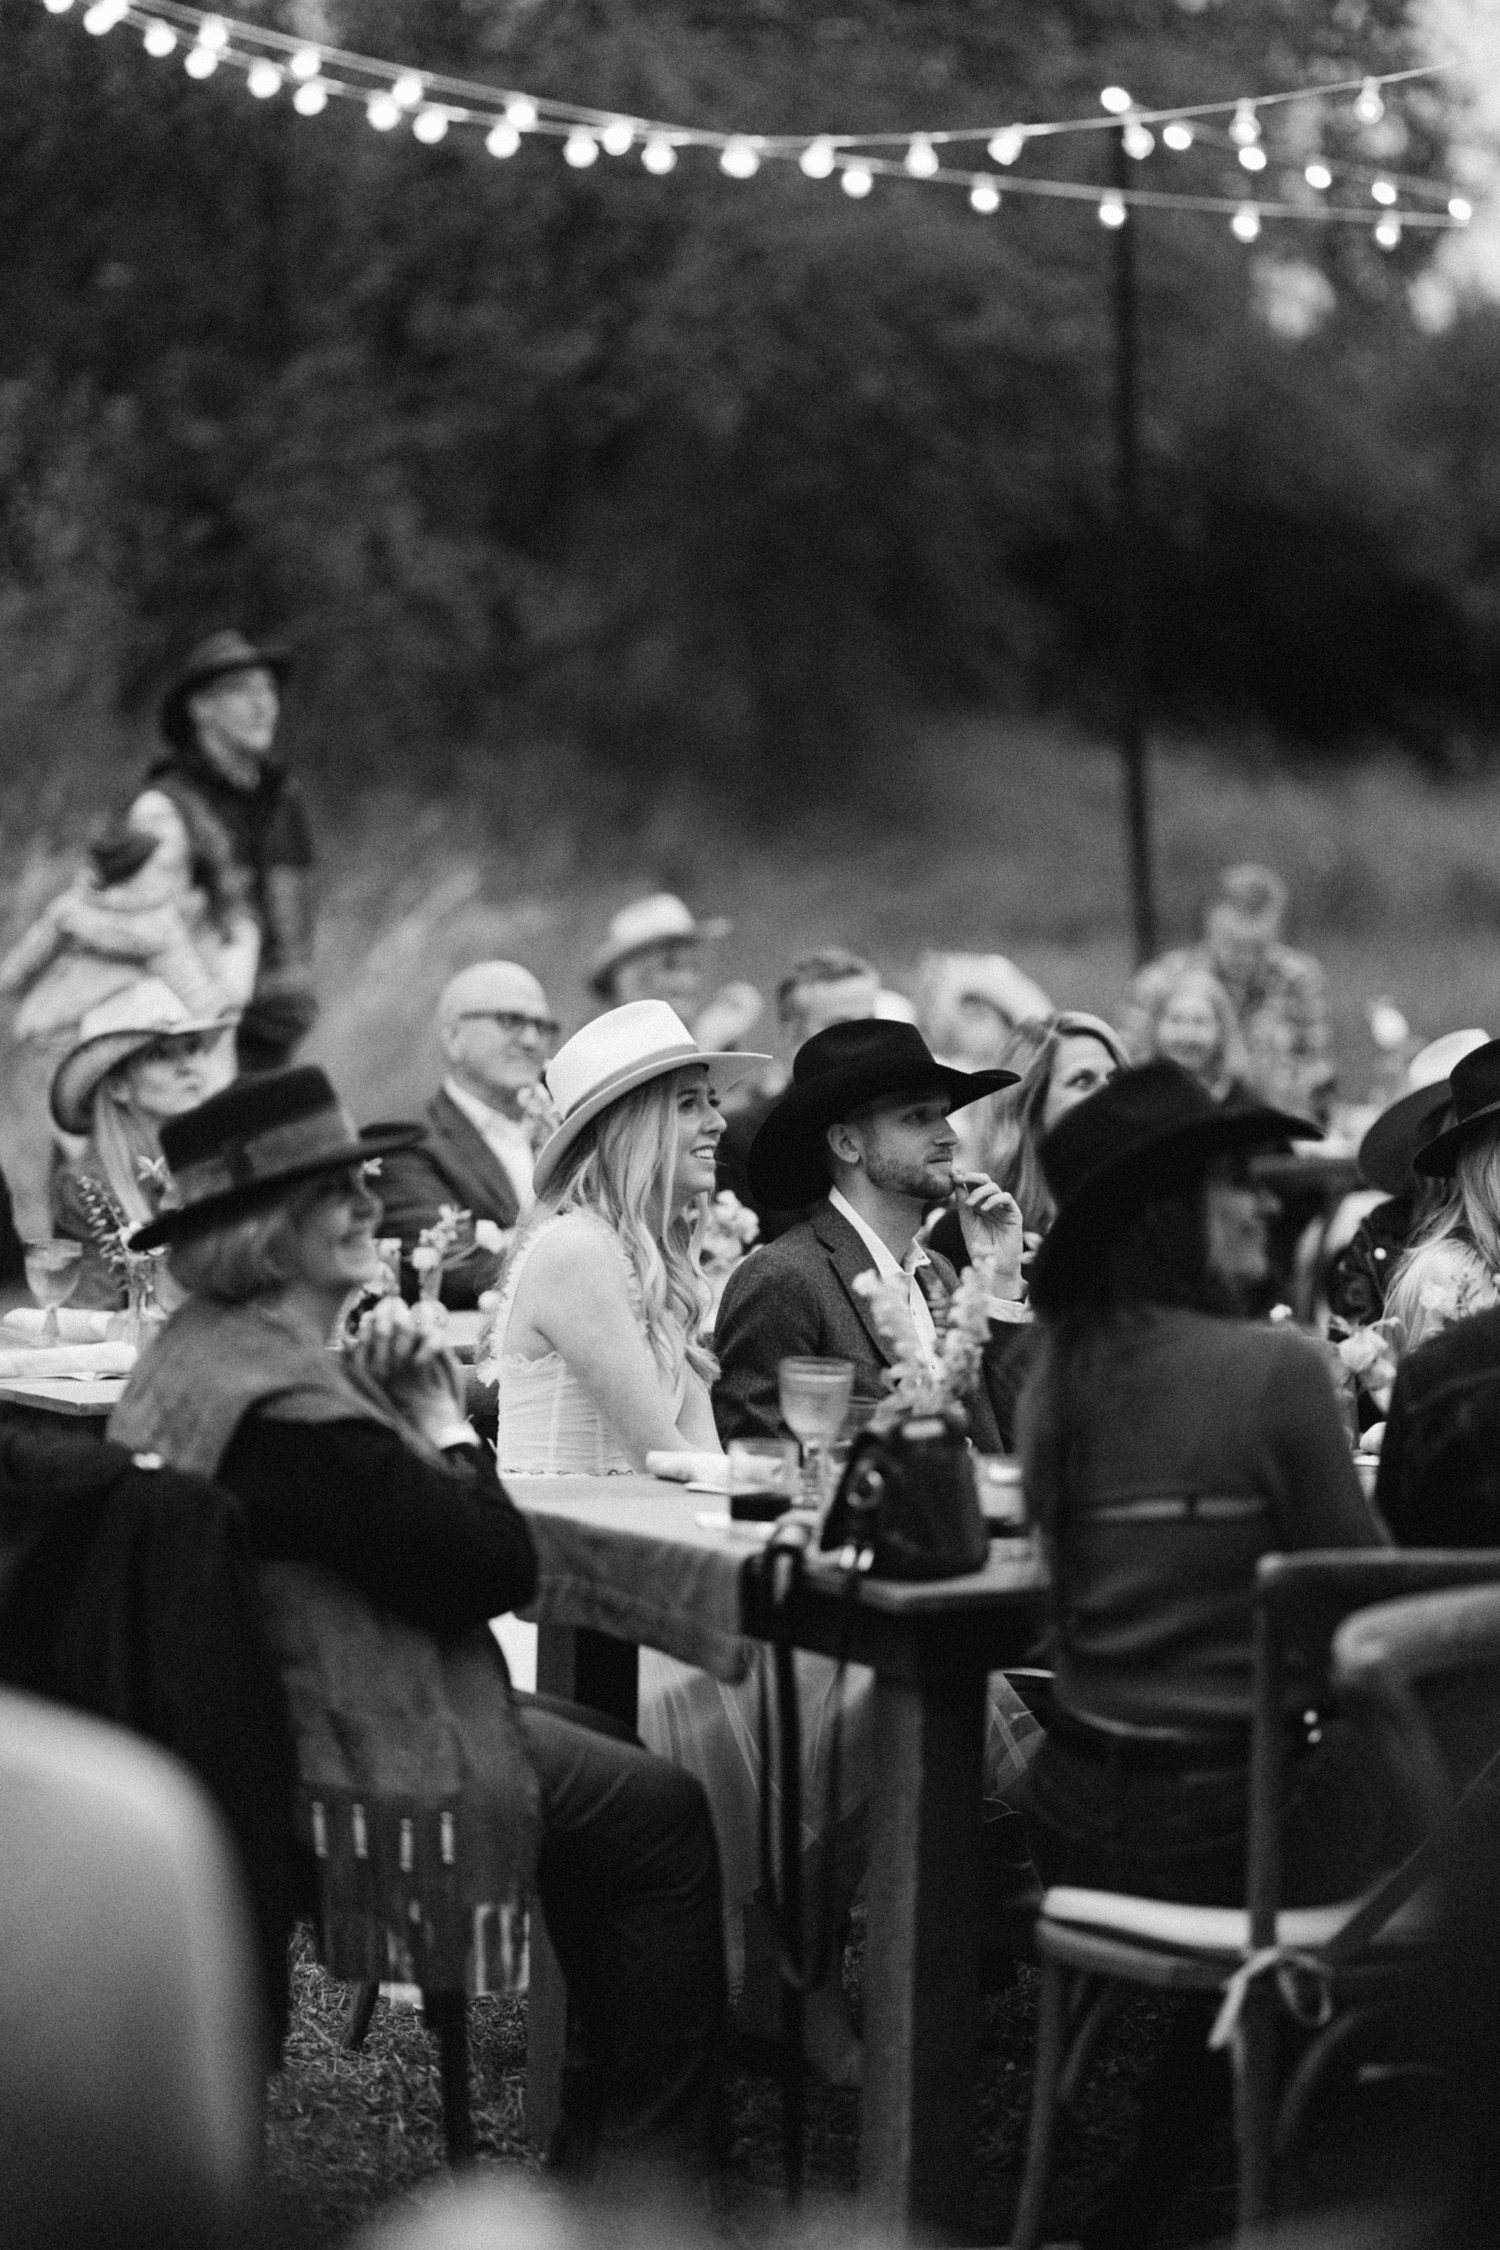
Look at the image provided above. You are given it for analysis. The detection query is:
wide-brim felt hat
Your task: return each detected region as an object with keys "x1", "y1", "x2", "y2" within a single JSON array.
[
  {"x1": 129, "y1": 1065, "x2": 422, "y2": 1250},
  {"x1": 1029, "y1": 1058, "x2": 1317, "y2": 1307},
  {"x1": 159, "y1": 629, "x2": 291, "y2": 753},
  {"x1": 1358, "y1": 1028, "x2": 1489, "y2": 1196},
  {"x1": 745, "y1": 1019, "x2": 1018, "y2": 1211},
  {"x1": 50, "y1": 977, "x2": 241, "y2": 1138},
  {"x1": 531, "y1": 999, "x2": 769, "y2": 1198},
  {"x1": 1413, "y1": 1037, "x2": 1500, "y2": 1178},
  {"x1": 587, "y1": 893, "x2": 733, "y2": 998}
]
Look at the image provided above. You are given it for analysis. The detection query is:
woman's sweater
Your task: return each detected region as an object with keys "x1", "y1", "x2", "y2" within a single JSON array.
[{"x1": 1019, "y1": 1305, "x2": 1385, "y2": 1731}]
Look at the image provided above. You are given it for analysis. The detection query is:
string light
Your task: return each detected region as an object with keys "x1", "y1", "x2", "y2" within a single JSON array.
[
  {"x1": 642, "y1": 135, "x2": 677, "y2": 175},
  {"x1": 41, "y1": 0, "x2": 75, "y2": 15},
  {"x1": 720, "y1": 138, "x2": 759, "y2": 178},
  {"x1": 563, "y1": 129, "x2": 599, "y2": 168},
  {"x1": 799, "y1": 141, "x2": 836, "y2": 179},
  {"x1": 1123, "y1": 121, "x2": 1155, "y2": 160},
  {"x1": 391, "y1": 71, "x2": 423, "y2": 107},
  {"x1": 142, "y1": 17, "x2": 175, "y2": 52},
  {"x1": 292, "y1": 78, "x2": 327, "y2": 115},
  {"x1": 1305, "y1": 160, "x2": 1333, "y2": 191},
  {"x1": 905, "y1": 136, "x2": 940, "y2": 178},
  {"x1": 82, "y1": 0, "x2": 128, "y2": 32},
  {"x1": 504, "y1": 96, "x2": 537, "y2": 130},
  {"x1": 289, "y1": 46, "x2": 320, "y2": 80},
  {"x1": 1374, "y1": 215, "x2": 1401, "y2": 248},
  {"x1": 367, "y1": 91, "x2": 400, "y2": 130},
  {"x1": 197, "y1": 14, "x2": 228, "y2": 48},
  {"x1": 1231, "y1": 202, "x2": 1261, "y2": 241},
  {"x1": 183, "y1": 43, "x2": 218, "y2": 77},
  {"x1": 1449, "y1": 196, "x2": 1473, "y2": 224},
  {"x1": 1099, "y1": 192, "x2": 1127, "y2": 228},
  {"x1": 1230, "y1": 99, "x2": 1260, "y2": 146},
  {"x1": 840, "y1": 163, "x2": 874, "y2": 199},
  {"x1": 969, "y1": 180, "x2": 1001, "y2": 215},
  {"x1": 1239, "y1": 144, "x2": 1268, "y2": 173},
  {"x1": 246, "y1": 60, "x2": 281, "y2": 98},
  {"x1": 1354, "y1": 77, "x2": 1386, "y2": 125},
  {"x1": 601, "y1": 119, "x2": 635, "y2": 156},
  {"x1": 485, "y1": 119, "x2": 520, "y2": 158},
  {"x1": 1100, "y1": 86, "x2": 1133, "y2": 116},
  {"x1": 1162, "y1": 121, "x2": 1194, "y2": 151},
  {"x1": 412, "y1": 106, "x2": 448, "y2": 143},
  {"x1": 1371, "y1": 177, "x2": 1398, "y2": 206},
  {"x1": 988, "y1": 127, "x2": 1025, "y2": 166}
]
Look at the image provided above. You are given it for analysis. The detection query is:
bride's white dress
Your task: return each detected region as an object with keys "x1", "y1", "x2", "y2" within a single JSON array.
[{"x1": 485, "y1": 1215, "x2": 871, "y2": 1918}]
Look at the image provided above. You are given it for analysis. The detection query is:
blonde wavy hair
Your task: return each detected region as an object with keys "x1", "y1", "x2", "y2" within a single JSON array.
[
  {"x1": 1385, "y1": 1129, "x2": 1500, "y2": 1351},
  {"x1": 984, "y1": 1012, "x2": 1130, "y2": 1232},
  {"x1": 526, "y1": 1067, "x2": 718, "y2": 1387}
]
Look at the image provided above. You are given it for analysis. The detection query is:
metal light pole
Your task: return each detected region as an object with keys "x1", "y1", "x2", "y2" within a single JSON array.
[{"x1": 1111, "y1": 126, "x2": 1158, "y2": 967}]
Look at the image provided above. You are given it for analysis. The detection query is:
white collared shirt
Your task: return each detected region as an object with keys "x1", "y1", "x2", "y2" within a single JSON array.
[
  {"x1": 829, "y1": 1188, "x2": 939, "y2": 1365},
  {"x1": 443, "y1": 1078, "x2": 535, "y2": 1210}
]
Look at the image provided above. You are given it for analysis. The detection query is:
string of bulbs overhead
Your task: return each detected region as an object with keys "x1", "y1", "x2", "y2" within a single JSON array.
[{"x1": 38, "y1": 0, "x2": 1478, "y2": 246}]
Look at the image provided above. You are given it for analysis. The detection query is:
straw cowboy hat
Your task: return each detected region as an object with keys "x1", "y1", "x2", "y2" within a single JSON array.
[
  {"x1": 1030, "y1": 1059, "x2": 1316, "y2": 1307},
  {"x1": 129, "y1": 1066, "x2": 422, "y2": 1251},
  {"x1": 50, "y1": 979, "x2": 241, "y2": 1139},
  {"x1": 1358, "y1": 1028, "x2": 1490, "y2": 1196},
  {"x1": 745, "y1": 1018, "x2": 1019, "y2": 1211},
  {"x1": 159, "y1": 629, "x2": 291, "y2": 754},
  {"x1": 587, "y1": 894, "x2": 733, "y2": 1000},
  {"x1": 531, "y1": 1000, "x2": 768, "y2": 1198},
  {"x1": 1413, "y1": 1038, "x2": 1500, "y2": 1178}
]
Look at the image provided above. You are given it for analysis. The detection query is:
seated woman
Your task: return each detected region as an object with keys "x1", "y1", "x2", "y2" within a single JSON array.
[
  {"x1": 108, "y1": 1065, "x2": 726, "y2": 2181},
  {"x1": 1017, "y1": 1060, "x2": 1390, "y2": 2250},
  {"x1": 1133, "y1": 963, "x2": 1250, "y2": 1105},
  {"x1": 1382, "y1": 1038, "x2": 1500, "y2": 1355},
  {"x1": 481, "y1": 999, "x2": 869, "y2": 2083},
  {"x1": 50, "y1": 977, "x2": 238, "y2": 1309}
]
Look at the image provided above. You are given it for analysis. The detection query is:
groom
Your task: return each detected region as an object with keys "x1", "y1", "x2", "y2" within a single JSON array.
[{"x1": 712, "y1": 1020, "x2": 1026, "y2": 1451}]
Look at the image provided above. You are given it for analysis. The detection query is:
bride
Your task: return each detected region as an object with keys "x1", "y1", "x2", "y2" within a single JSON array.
[{"x1": 481, "y1": 998, "x2": 869, "y2": 2082}]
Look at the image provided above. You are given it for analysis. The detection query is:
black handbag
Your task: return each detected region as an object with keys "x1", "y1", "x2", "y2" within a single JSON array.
[{"x1": 819, "y1": 1411, "x2": 990, "y2": 1581}]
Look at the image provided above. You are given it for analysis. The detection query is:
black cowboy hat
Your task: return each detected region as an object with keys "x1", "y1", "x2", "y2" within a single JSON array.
[
  {"x1": 745, "y1": 1019, "x2": 1017, "y2": 1210},
  {"x1": 159, "y1": 629, "x2": 291, "y2": 754},
  {"x1": 129, "y1": 1066, "x2": 421, "y2": 1251},
  {"x1": 1413, "y1": 1038, "x2": 1500, "y2": 1178},
  {"x1": 1029, "y1": 1059, "x2": 1316, "y2": 1307}
]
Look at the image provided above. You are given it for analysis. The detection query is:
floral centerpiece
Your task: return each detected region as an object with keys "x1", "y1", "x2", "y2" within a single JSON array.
[
  {"x1": 697, "y1": 1189, "x2": 759, "y2": 1314},
  {"x1": 852, "y1": 1245, "x2": 1010, "y2": 1435}
]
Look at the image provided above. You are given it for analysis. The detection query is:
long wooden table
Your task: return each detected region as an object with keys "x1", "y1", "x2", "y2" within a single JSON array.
[{"x1": 508, "y1": 1473, "x2": 1047, "y2": 2239}]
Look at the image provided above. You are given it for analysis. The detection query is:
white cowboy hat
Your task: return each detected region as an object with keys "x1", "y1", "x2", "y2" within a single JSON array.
[
  {"x1": 50, "y1": 978, "x2": 239, "y2": 1137},
  {"x1": 587, "y1": 893, "x2": 733, "y2": 998},
  {"x1": 532, "y1": 1000, "x2": 769, "y2": 1197}
]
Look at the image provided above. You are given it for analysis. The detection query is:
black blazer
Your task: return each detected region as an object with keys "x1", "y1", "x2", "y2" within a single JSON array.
[
  {"x1": 711, "y1": 1198, "x2": 1010, "y2": 1452},
  {"x1": 373, "y1": 1089, "x2": 523, "y2": 1310},
  {"x1": 1375, "y1": 1304, "x2": 1500, "y2": 1548}
]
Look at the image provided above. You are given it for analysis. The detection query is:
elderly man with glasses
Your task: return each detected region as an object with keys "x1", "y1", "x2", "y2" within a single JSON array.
[{"x1": 373, "y1": 961, "x2": 559, "y2": 1308}]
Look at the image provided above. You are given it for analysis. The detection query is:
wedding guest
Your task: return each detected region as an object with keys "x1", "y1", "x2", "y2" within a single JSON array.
[
  {"x1": 587, "y1": 892, "x2": 731, "y2": 1020},
  {"x1": 914, "y1": 950, "x2": 1051, "y2": 1070},
  {"x1": 1132, "y1": 963, "x2": 1251, "y2": 1104},
  {"x1": 50, "y1": 978, "x2": 237, "y2": 1309},
  {"x1": 143, "y1": 631, "x2": 317, "y2": 1072},
  {"x1": 373, "y1": 962, "x2": 558, "y2": 1309},
  {"x1": 1383, "y1": 1038, "x2": 1500, "y2": 1353},
  {"x1": 480, "y1": 1000, "x2": 870, "y2": 2084},
  {"x1": 1123, "y1": 863, "x2": 1335, "y2": 1120},
  {"x1": 1018, "y1": 1060, "x2": 1389, "y2": 2249},
  {"x1": 109, "y1": 1066, "x2": 728, "y2": 2182},
  {"x1": 1375, "y1": 1298, "x2": 1500, "y2": 1548}
]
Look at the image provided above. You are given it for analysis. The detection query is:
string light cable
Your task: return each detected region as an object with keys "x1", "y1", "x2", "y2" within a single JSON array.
[{"x1": 41, "y1": 0, "x2": 1477, "y2": 237}]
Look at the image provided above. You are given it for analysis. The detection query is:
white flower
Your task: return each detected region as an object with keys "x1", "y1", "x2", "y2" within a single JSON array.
[{"x1": 473, "y1": 1219, "x2": 509, "y2": 1256}]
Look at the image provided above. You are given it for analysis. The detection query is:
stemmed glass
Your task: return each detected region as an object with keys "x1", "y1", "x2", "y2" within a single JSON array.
[
  {"x1": 24, "y1": 1239, "x2": 83, "y2": 1345},
  {"x1": 777, "y1": 1356, "x2": 855, "y2": 1512}
]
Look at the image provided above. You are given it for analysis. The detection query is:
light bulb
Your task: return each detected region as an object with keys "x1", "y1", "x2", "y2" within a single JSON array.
[
  {"x1": 197, "y1": 15, "x2": 228, "y2": 48},
  {"x1": 504, "y1": 96, "x2": 537, "y2": 130},
  {"x1": 720, "y1": 138, "x2": 759, "y2": 178},
  {"x1": 1123, "y1": 121, "x2": 1154, "y2": 160},
  {"x1": 1304, "y1": 160, "x2": 1332, "y2": 191},
  {"x1": 1100, "y1": 86, "x2": 1132, "y2": 115},
  {"x1": 969, "y1": 180, "x2": 1000, "y2": 215},
  {"x1": 289, "y1": 47, "x2": 320, "y2": 79},
  {"x1": 1230, "y1": 98, "x2": 1260, "y2": 146},
  {"x1": 367, "y1": 93, "x2": 400, "y2": 130},
  {"x1": 1374, "y1": 215, "x2": 1401, "y2": 250},
  {"x1": 642, "y1": 135, "x2": 677, "y2": 174},
  {"x1": 184, "y1": 45, "x2": 218, "y2": 77},
  {"x1": 292, "y1": 79, "x2": 327, "y2": 115},
  {"x1": 485, "y1": 119, "x2": 520, "y2": 158},
  {"x1": 1162, "y1": 121, "x2": 1193, "y2": 152},
  {"x1": 247, "y1": 61, "x2": 282, "y2": 98},
  {"x1": 1449, "y1": 196, "x2": 1473, "y2": 225},
  {"x1": 1099, "y1": 192, "x2": 1127, "y2": 229},
  {"x1": 392, "y1": 72, "x2": 424, "y2": 108},
  {"x1": 602, "y1": 119, "x2": 634, "y2": 157},
  {"x1": 1231, "y1": 202, "x2": 1261, "y2": 242},
  {"x1": 1354, "y1": 77, "x2": 1385, "y2": 126},
  {"x1": 142, "y1": 18, "x2": 176, "y2": 53},
  {"x1": 987, "y1": 126, "x2": 1024, "y2": 166},
  {"x1": 840, "y1": 162, "x2": 874, "y2": 199},
  {"x1": 42, "y1": 0, "x2": 76, "y2": 15},
  {"x1": 83, "y1": 0, "x2": 128, "y2": 32},
  {"x1": 1238, "y1": 144, "x2": 1267, "y2": 173},
  {"x1": 905, "y1": 136, "x2": 939, "y2": 177},
  {"x1": 1371, "y1": 177, "x2": 1397, "y2": 206},
  {"x1": 564, "y1": 129, "x2": 599, "y2": 168},
  {"x1": 412, "y1": 106, "x2": 448, "y2": 143},
  {"x1": 799, "y1": 140, "x2": 836, "y2": 179}
]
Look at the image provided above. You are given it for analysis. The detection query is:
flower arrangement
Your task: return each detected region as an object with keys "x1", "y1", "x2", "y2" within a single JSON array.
[
  {"x1": 852, "y1": 1246, "x2": 1007, "y2": 1434},
  {"x1": 699, "y1": 1189, "x2": 759, "y2": 1276}
]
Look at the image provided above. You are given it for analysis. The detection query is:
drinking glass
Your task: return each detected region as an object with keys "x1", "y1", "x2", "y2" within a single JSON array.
[
  {"x1": 727, "y1": 1435, "x2": 800, "y2": 1522},
  {"x1": 123, "y1": 1246, "x2": 169, "y2": 1350},
  {"x1": 777, "y1": 1356, "x2": 855, "y2": 1511},
  {"x1": 24, "y1": 1239, "x2": 83, "y2": 1345}
]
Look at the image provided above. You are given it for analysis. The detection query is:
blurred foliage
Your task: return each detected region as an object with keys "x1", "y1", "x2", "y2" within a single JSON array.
[{"x1": 1, "y1": 0, "x2": 1496, "y2": 807}]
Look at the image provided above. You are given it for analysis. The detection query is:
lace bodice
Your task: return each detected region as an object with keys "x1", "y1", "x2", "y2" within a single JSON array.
[{"x1": 482, "y1": 1214, "x2": 688, "y2": 1476}]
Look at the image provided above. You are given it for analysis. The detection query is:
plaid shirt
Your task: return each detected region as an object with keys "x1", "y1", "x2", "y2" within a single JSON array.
[{"x1": 1122, "y1": 939, "x2": 1335, "y2": 1120}]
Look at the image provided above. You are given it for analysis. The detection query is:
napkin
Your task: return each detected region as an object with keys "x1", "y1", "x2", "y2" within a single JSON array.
[
  {"x1": 3, "y1": 1308, "x2": 117, "y2": 1344},
  {"x1": 0, "y1": 1342, "x2": 137, "y2": 1379},
  {"x1": 644, "y1": 1450, "x2": 731, "y2": 1493}
]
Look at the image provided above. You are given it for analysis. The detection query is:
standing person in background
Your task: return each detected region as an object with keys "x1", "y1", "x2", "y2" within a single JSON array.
[
  {"x1": 1131, "y1": 963, "x2": 1251, "y2": 1105},
  {"x1": 145, "y1": 630, "x2": 317, "y2": 1073},
  {"x1": 1123, "y1": 863, "x2": 1335, "y2": 1121},
  {"x1": 373, "y1": 962, "x2": 559, "y2": 1309}
]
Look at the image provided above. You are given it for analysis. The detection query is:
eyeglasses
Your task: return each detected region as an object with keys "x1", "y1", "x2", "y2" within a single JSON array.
[{"x1": 456, "y1": 1010, "x2": 560, "y2": 1041}]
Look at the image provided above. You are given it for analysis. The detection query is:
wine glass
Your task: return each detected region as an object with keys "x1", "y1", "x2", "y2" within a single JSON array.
[
  {"x1": 24, "y1": 1239, "x2": 83, "y2": 1345},
  {"x1": 778, "y1": 1356, "x2": 855, "y2": 1511}
]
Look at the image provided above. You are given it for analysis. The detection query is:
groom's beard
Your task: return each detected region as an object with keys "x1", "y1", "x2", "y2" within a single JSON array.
[{"x1": 863, "y1": 1146, "x2": 955, "y2": 1205}]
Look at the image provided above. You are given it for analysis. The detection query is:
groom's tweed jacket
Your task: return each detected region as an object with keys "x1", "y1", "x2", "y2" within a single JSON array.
[{"x1": 711, "y1": 1198, "x2": 1015, "y2": 1452}]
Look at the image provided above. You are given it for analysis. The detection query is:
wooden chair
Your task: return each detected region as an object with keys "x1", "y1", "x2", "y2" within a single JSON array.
[{"x1": 1009, "y1": 1550, "x2": 1500, "y2": 2250}]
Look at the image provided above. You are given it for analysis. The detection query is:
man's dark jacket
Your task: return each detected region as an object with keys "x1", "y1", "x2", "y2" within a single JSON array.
[
  {"x1": 712, "y1": 1198, "x2": 1022, "y2": 1452},
  {"x1": 374, "y1": 1089, "x2": 523, "y2": 1309},
  {"x1": 1376, "y1": 1304, "x2": 1500, "y2": 1547}
]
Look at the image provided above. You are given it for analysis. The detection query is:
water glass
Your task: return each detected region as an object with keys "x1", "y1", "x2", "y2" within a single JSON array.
[
  {"x1": 777, "y1": 1356, "x2": 855, "y2": 1510},
  {"x1": 727, "y1": 1436, "x2": 800, "y2": 1522},
  {"x1": 24, "y1": 1239, "x2": 83, "y2": 1345}
]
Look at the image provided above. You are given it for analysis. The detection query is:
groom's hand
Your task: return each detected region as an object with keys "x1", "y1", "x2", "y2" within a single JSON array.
[{"x1": 952, "y1": 1171, "x2": 1026, "y2": 1297}]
